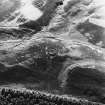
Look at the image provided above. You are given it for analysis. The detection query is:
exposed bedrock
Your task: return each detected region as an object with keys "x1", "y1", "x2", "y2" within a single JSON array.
[{"x1": 19, "y1": 0, "x2": 63, "y2": 31}]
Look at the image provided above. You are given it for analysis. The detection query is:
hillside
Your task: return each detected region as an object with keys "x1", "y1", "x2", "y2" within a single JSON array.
[{"x1": 0, "y1": 0, "x2": 105, "y2": 104}]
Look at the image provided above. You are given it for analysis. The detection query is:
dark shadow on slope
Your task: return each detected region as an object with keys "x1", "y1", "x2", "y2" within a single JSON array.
[
  {"x1": 63, "y1": 66, "x2": 105, "y2": 103},
  {"x1": 76, "y1": 21, "x2": 104, "y2": 46},
  {"x1": 0, "y1": 55, "x2": 67, "y2": 94}
]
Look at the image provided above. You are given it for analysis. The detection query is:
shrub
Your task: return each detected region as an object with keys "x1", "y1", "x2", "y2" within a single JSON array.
[{"x1": 0, "y1": 88, "x2": 102, "y2": 105}]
